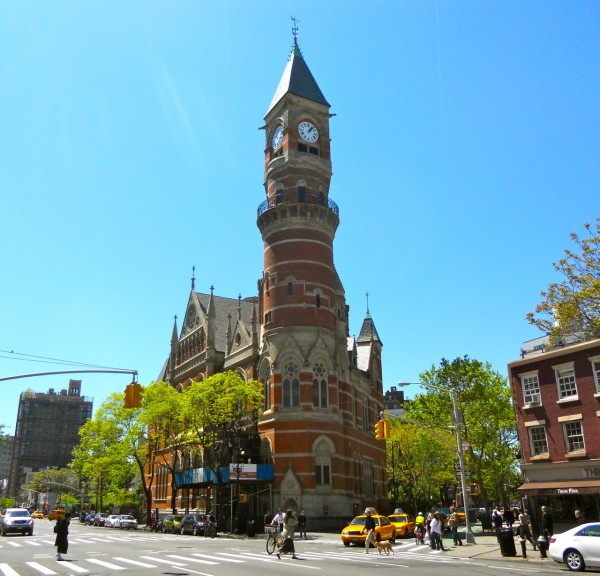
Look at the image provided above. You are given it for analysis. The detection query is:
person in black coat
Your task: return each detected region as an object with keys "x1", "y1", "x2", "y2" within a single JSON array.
[
  {"x1": 55, "y1": 512, "x2": 71, "y2": 560},
  {"x1": 541, "y1": 506, "x2": 554, "y2": 541}
]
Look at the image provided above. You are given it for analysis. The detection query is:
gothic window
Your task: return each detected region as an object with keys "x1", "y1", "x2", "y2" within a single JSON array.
[
  {"x1": 298, "y1": 185, "x2": 306, "y2": 202},
  {"x1": 314, "y1": 438, "x2": 333, "y2": 487},
  {"x1": 261, "y1": 362, "x2": 271, "y2": 411},
  {"x1": 287, "y1": 282, "x2": 294, "y2": 295},
  {"x1": 313, "y1": 363, "x2": 327, "y2": 408},
  {"x1": 316, "y1": 293, "x2": 321, "y2": 308},
  {"x1": 282, "y1": 361, "x2": 300, "y2": 408},
  {"x1": 275, "y1": 186, "x2": 283, "y2": 205}
]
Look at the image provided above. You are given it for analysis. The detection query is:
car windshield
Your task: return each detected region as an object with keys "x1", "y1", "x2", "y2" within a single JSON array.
[
  {"x1": 122, "y1": 515, "x2": 135, "y2": 520},
  {"x1": 9, "y1": 510, "x2": 29, "y2": 517},
  {"x1": 349, "y1": 517, "x2": 367, "y2": 527},
  {"x1": 390, "y1": 515, "x2": 408, "y2": 522}
]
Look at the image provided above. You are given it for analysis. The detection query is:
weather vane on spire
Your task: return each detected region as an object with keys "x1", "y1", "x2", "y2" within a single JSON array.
[{"x1": 291, "y1": 16, "x2": 300, "y2": 43}]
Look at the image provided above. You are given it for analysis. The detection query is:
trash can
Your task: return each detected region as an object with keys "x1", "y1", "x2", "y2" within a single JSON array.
[
  {"x1": 247, "y1": 519, "x2": 256, "y2": 537},
  {"x1": 499, "y1": 527, "x2": 517, "y2": 557},
  {"x1": 479, "y1": 511, "x2": 492, "y2": 532}
]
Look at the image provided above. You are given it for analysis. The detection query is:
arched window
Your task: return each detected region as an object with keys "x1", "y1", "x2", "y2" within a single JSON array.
[
  {"x1": 313, "y1": 362, "x2": 327, "y2": 408},
  {"x1": 262, "y1": 362, "x2": 271, "y2": 412},
  {"x1": 314, "y1": 437, "x2": 333, "y2": 487},
  {"x1": 282, "y1": 361, "x2": 300, "y2": 407}
]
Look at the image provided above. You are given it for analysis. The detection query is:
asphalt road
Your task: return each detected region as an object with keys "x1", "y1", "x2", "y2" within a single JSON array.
[{"x1": 0, "y1": 521, "x2": 563, "y2": 576}]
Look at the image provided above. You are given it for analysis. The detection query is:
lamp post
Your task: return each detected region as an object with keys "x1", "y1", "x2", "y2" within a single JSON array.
[
  {"x1": 390, "y1": 440, "x2": 399, "y2": 510},
  {"x1": 397, "y1": 381, "x2": 475, "y2": 544}
]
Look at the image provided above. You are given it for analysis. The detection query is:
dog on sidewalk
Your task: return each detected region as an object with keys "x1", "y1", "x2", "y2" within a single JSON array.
[{"x1": 375, "y1": 540, "x2": 394, "y2": 555}]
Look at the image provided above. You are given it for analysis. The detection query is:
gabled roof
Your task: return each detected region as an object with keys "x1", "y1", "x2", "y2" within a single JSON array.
[{"x1": 267, "y1": 41, "x2": 329, "y2": 115}]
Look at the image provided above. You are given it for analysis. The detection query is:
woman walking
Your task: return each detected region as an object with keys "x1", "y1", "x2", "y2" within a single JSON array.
[
  {"x1": 55, "y1": 512, "x2": 71, "y2": 561},
  {"x1": 277, "y1": 509, "x2": 298, "y2": 560}
]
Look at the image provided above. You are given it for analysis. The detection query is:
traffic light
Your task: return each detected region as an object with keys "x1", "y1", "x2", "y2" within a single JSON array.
[
  {"x1": 124, "y1": 381, "x2": 143, "y2": 409},
  {"x1": 382, "y1": 419, "x2": 390, "y2": 439},
  {"x1": 374, "y1": 420, "x2": 383, "y2": 440}
]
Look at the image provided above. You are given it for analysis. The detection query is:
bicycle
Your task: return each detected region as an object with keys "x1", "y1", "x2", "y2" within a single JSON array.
[
  {"x1": 204, "y1": 521, "x2": 217, "y2": 539},
  {"x1": 265, "y1": 525, "x2": 283, "y2": 555}
]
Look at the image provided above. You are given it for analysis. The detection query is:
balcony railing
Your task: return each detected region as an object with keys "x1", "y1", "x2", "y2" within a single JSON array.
[{"x1": 257, "y1": 191, "x2": 339, "y2": 218}]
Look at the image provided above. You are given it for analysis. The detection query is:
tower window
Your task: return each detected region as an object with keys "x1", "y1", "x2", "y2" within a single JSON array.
[
  {"x1": 265, "y1": 311, "x2": 271, "y2": 323},
  {"x1": 316, "y1": 294, "x2": 321, "y2": 308},
  {"x1": 287, "y1": 282, "x2": 294, "y2": 295},
  {"x1": 298, "y1": 143, "x2": 308, "y2": 153},
  {"x1": 309, "y1": 147, "x2": 319, "y2": 155},
  {"x1": 298, "y1": 186, "x2": 306, "y2": 202},
  {"x1": 276, "y1": 190, "x2": 283, "y2": 205}
]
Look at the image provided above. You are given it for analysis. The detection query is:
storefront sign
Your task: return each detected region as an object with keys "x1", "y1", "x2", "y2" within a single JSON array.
[
  {"x1": 582, "y1": 467, "x2": 600, "y2": 478},
  {"x1": 557, "y1": 487, "x2": 579, "y2": 494}
]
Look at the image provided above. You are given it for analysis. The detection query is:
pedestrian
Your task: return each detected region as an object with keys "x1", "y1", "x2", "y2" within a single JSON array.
[
  {"x1": 448, "y1": 510, "x2": 462, "y2": 546},
  {"x1": 518, "y1": 509, "x2": 537, "y2": 551},
  {"x1": 430, "y1": 512, "x2": 446, "y2": 551},
  {"x1": 503, "y1": 507, "x2": 514, "y2": 528},
  {"x1": 575, "y1": 509, "x2": 586, "y2": 525},
  {"x1": 54, "y1": 512, "x2": 71, "y2": 561},
  {"x1": 364, "y1": 508, "x2": 376, "y2": 554},
  {"x1": 277, "y1": 509, "x2": 298, "y2": 560},
  {"x1": 297, "y1": 510, "x2": 307, "y2": 539},
  {"x1": 271, "y1": 509, "x2": 284, "y2": 532},
  {"x1": 263, "y1": 510, "x2": 273, "y2": 532},
  {"x1": 491, "y1": 507, "x2": 503, "y2": 540},
  {"x1": 541, "y1": 506, "x2": 554, "y2": 541}
]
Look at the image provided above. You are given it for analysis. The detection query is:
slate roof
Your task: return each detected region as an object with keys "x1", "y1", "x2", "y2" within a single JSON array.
[
  {"x1": 357, "y1": 311, "x2": 382, "y2": 345},
  {"x1": 267, "y1": 41, "x2": 330, "y2": 115}
]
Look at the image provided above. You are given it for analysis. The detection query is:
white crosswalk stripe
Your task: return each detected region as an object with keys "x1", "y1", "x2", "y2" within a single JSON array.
[
  {"x1": 0, "y1": 563, "x2": 20, "y2": 576},
  {"x1": 86, "y1": 558, "x2": 126, "y2": 570},
  {"x1": 25, "y1": 562, "x2": 56, "y2": 575}
]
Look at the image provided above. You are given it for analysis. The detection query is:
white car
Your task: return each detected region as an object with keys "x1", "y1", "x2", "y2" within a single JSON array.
[
  {"x1": 549, "y1": 522, "x2": 600, "y2": 571},
  {"x1": 104, "y1": 515, "x2": 120, "y2": 528},
  {"x1": 0, "y1": 508, "x2": 34, "y2": 536},
  {"x1": 117, "y1": 514, "x2": 138, "y2": 530}
]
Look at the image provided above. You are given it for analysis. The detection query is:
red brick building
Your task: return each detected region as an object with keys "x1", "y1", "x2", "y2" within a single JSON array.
[
  {"x1": 508, "y1": 337, "x2": 600, "y2": 528},
  {"x1": 152, "y1": 36, "x2": 387, "y2": 526}
]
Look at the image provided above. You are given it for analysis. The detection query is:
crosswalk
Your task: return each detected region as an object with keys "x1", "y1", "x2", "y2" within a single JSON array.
[{"x1": 0, "y1": 535, "x2": 471, "y2": 575}]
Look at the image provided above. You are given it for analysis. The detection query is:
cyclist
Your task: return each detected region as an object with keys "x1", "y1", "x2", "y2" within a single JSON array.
[{"x1": 415, "y1": 512, "x2": 426, "y2": 545}]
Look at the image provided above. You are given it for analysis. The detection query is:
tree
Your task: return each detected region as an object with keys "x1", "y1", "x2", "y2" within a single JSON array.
[
  {"x1": 526, "y1": 217, "x2": 600, "y2": 344},
  {"x1": 71, "y1": 396, "x2": 136, "y2": 511},
  {"x1": 139, "y1": 381, "x2": 186, "y2": 514},
  {"x1": 29, "y1": 467, "x2": 80, "y2": 509},
  {"x1": 406, "y1": 357, "x2": 520, "y2": 510}
]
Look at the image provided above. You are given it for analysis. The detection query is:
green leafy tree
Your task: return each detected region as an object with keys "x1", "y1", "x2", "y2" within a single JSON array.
[
  {"x1": 29, "y1": 467, "x2": 80, "y2": 509},
  {"x1": 526, "y1": 217, "x2": 600, "y2": 343},
  {"x1": 71, "y1": 397, "x2": 135, "y2": 511},
  {"x1": 139, "y1": 381, "x2": 186, "y2": 513},
  {"x1": 405, "y1": 357, "x2": 519, "y2": 510}
]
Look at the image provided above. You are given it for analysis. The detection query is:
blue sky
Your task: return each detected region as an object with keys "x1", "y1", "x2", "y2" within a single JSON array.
[{"x1": 1, "y1": 1, "x2": 598, "y2": 433}]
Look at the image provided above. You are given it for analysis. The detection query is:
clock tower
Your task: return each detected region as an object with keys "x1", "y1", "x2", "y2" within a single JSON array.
[{"x1": 256, "y1": 31, "x2": 386, "y2": 517}]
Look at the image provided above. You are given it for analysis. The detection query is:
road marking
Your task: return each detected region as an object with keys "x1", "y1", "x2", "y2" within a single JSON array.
[
  {"x1": 139, "y1": 555, "x2": 188, "y2": 566},
  {"x1": 25, "y1": 562, "x2": 56, "y2": 575},
  {"x1": 113, "y1": 557, "x2": 158, "y2": 568},
  {"x1": 166, "y1": 554, "x2": 218, "y2": 565},
  {"x1": 5, "y1": 542, "x2": 21, "y2": 548},
  {"x1": 202, "y1": 553, "x2": 246, "y2": 562},
  {"x1": 24, "y1": 540, "x2": 43, "y2": 546},
  {"x1": 58, "y1": 563, "x2": 89, "y2": 573},
  {"x1": 0, "y1": 563, "x2": 20, "y2": 576},
  {"x1": 86, "y1": 559, "x2": 126, "y2": 570}
]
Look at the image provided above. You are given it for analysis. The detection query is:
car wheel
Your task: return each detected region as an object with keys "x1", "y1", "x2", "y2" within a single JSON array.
[
  {"x1": 565, "y1": 549, "x2": 585, "y2": 572},
  {"x1": 391, "y1": 530, "x2": 397, "y2": 543},
  {"x1": 193, "y1": 526, "x2": 198, "y2": 536},
  {"x1": 180, "y1": 526, "x2": 185, "y2": 535},
  {"x1": 343, "y1": 541, "x2": 350, "y2": 547}
]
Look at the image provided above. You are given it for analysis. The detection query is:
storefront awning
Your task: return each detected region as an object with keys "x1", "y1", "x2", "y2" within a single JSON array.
[{"x1": 518, "y1": 480, "x2": 600, "y2": 496}]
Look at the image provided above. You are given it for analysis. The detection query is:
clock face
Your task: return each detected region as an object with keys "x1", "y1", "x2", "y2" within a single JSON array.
[
  {"x1": 298, "y1": 121, "x2": 318, "y2": 143},
  {"x1": 271, "y1": 125, "x2": 283, "y2": 150}
]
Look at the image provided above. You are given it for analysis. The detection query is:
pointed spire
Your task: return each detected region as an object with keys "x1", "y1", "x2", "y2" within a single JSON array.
[
  {"x1": 266, "y1": 22, "x2": 329, "y2": 114},
  {"x1": 191, "y1": 266, "x2": 196, "y2": 291},
  {"x1": 171, "y1": 315, "x2": 179, "y2": 344},
  {"x1": 238, "y1": 293, "x2": 242, "y2": 320},
  {"x1": 208, "y1": 285, "x2": 216, "y2": 318}
]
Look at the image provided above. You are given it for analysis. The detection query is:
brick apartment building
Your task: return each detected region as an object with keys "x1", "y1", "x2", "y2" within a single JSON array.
[{"x1": 508, "y1": 337, "x2": 600, "y2": 530}]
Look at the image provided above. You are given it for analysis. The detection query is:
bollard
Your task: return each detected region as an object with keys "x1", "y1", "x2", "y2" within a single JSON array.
[
  {"x1": 537, "y1": 535, "x2": 547, "y2": 558},
  {"x1": 519, "y1": 537, "x2": 527, "y2": 558}
]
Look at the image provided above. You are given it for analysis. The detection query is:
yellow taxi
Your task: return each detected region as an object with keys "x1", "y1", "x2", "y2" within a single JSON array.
[
  {"x1": 455, "y1": 507, "x2": 466, "y2": 523},
  {"x1": 387, "y1": 513, "x2": 416, "y2": 538},
  {"x1": 47, "y1": 509, "x2": 65, "y2": 521},
  {"x1": 32, "y1": 510, "x2": 44, "y2": 519},
  {"x1": 341, "y1": 512, "x2": 396, "y2": 547}
]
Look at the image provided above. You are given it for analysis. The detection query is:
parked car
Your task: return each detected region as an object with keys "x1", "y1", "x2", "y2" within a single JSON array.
[
  {"x1": 82, "y1": 513, "x2": 94, "y2": 525},
  {"x1": 180, "y1": 513, "x2": 206, "y2": 536},
  {"x1": 1, "y1": 508, "x2": 34, "y2": 536},
  {"x1": 47, "y1": 509, "x2": 65, "y2": 521},
  {"x1": 549, "y1": 522, "x2": 600, "y2": 572},
  {"x1": 162, "y1": 514, "x2": 184, "y2": 534},
  {"x1": 117, "y1": 515, "x2": 138, "y2": 530},
  {"x1": 387, "y1": 513, "x2": 415, "y2": 538},
  {"x1": 340, "y1": 512, "x2": 396, "y2": 547},
  {"x1": 32, "y1": 510, "x2": 44, "y2": 519},
  {"x1": 93, "y1": 512, "x2": 109, "y2": 526},
  {"x1": 105, "y1": 515, "x2": 120, "y2": 528}
]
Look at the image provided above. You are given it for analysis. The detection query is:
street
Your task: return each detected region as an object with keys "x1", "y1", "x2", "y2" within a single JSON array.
[{"x1": 0, "y1": 521, "x2": 564, "y2": 576}]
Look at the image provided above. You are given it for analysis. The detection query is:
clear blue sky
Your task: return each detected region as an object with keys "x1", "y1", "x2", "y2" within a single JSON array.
[{"x1": 1, "y1": 1, "x2": 599, "y2": 434}]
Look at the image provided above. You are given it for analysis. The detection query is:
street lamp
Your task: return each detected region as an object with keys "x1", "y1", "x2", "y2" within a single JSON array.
[
  {"x1": 397, "y1": 381, "x2": 475, "y2": 544},
  {"x1": 390, "y1": 440, "x2": 399, "y2": 510}
]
